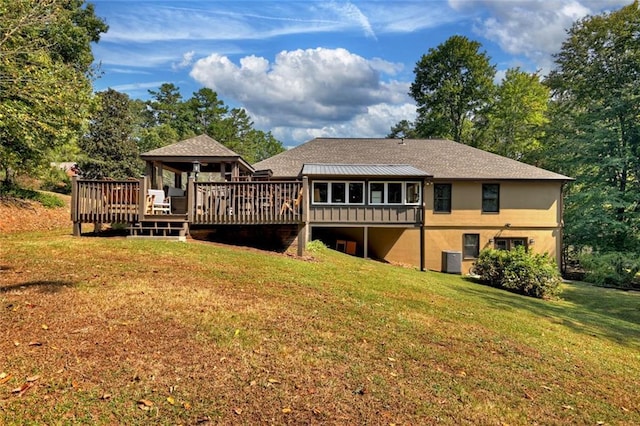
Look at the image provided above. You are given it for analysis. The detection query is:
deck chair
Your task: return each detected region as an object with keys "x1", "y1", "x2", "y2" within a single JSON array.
[
  {"x1": 280, "y1": 188, "x2": 303, "y2": 215},
  {"x1": 148, "y1": 189, "x2": 171, "y2": 214}
]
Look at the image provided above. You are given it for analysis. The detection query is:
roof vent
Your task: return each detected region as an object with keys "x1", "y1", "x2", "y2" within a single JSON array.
[{"x1": 398, "y1": 137, "x2": 405, "y2": 145}]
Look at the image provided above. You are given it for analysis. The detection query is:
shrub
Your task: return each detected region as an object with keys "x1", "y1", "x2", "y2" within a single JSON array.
[
  {"x1": 0, "y1": 184, "x2": 65, "y2": 208},
  {"x1": 580, "y1": 252, "x2": 640, "y2": 289},
  {"x1": 473, "y1": 247, "x2": 562, "y2": 299},
  {"x1": 41, "y1": 167, "x2": 72, "y2": 194}
]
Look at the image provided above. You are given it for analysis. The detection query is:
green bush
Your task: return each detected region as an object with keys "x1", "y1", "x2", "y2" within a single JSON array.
[
  {"x1": 473, "y1": 247, "x2": 562, "y2": 299},
  {"x1": 580, "y1": 252, "x2": 640, "y2": 289},
  {"x1": 41, "y1": 167, "x2": 72, "y2": 194},
  {"x1": 0, "y1": 184, "x2": 65, "y2": 208}
]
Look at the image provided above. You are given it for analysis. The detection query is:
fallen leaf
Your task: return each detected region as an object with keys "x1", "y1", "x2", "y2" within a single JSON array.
[
  {"x1": 457, "y1": 370, "x2": 467, "y2": 377},
  {"x1": 234, "y1": 408, "x2": 242, "y2": 415},
  {"x1": 100, "y1": 393, "x2": 112, "y2": 400},
  {"x1": 234, "y1": 329, "x2": 240, "y2": 337},
  {"x1": 562, "y1": 405, "x2": 574, "y2": 410},
  {"x1": 26, "y1": 375, "x2": 40, "y2": 383},
  {"x1": 41, "y1": 324, "x2": 49, "y2": 330},
  {"x1": 28, "y1": 341, "x2": 42, "y2": 346},
  {"x1": 0, "y1": 373, "x2": 11, "y2": 385},
  {"x1": 267, "y1": 378, "x2": 281, "y2": 384},
  {"x1": 12, "y1": 382, "x2": 33, "y2": 396},
  {"x1": 182, "y1": 402, "x2": 191, "y2": 410},
  {"x1": 167, "y1": 396, "x2": 176, "y2": 405},
  {"x1": 137, "y1": 398, "x2": 153, "y2": 407},
  {"x1": 13, "y1": 341, "x2": 19, "y2": 346},
  {"x1": 387, "y1": 357, "x2": 396, "y2": 362},
  {"x1": 621, "y1": 407, "x2": 629, "y2": 412},
  {"x1": 541, "y1": 385, "x2": 552, "y2": 391},
  {"x1": 282, "y1": 407, "x2": 292, "y2": 413}
]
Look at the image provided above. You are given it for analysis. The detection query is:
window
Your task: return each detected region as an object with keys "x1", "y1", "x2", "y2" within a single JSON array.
[
  {"x1": 406, "y1": 182, "x2": 421, "y2": 204},
  {"x1": 369, "y1": 182, "x2": 385, "y2": 204},
  {"x1": 388, "y1": 182, "x2": 403, "y2": 204},
  {"x1": 331, "y1": 182, "x2": 345, "y2": 203},
  {"x1": 349, "y1": 182, "x2": 364, "y2": 203},
  {"x1": 463, "y1": 234, "x2": 480, "y2": 259},
  {"x1": 312, "y1": 181, "x2": 364, "y2": 205},
  {"x1": 313, "y1": 182, "x2": 328, "y2": 203},
  {"x1": 494, "y1": 238, "x2": 527, "y2": 251},
  {"x1": 482, "y1": 184, "x2": 500, "y2": 213},
  {"x1": 369, "y1": 182, "x2": 422, "y2": 205},
  {"x1": 434, "y1": 183, "x2": 452, "y2": 213}
]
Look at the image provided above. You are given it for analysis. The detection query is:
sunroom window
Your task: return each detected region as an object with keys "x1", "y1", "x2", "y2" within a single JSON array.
[{"x1": 312, "y1": 181, "x2": 365, "y2": 205}]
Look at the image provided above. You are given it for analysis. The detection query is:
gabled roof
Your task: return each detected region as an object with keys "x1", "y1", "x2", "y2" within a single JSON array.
[
  {"x1": 141, "y1": 134, "x2": 253, "y2": 172},
  {"x1": 141, "y1": 134, "x2": 240, "y2": 158},
  {"x1": 253, "y1": 138, "x2": 573, "y2": 181},
  {"x1": 302, "y1": 163, "x2": 431, "y2": 178}
]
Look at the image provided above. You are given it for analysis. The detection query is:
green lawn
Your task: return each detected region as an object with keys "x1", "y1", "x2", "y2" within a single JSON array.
[{"x1": 1, "y1": 228, "x2": 638, "y2": 425}]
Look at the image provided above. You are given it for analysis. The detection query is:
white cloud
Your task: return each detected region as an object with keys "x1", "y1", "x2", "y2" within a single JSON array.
[
  {"x1": 190, "y1": 48, "x2": 409, "y2": 127},
  {"x1": 189, "y1": 47, "x2": 413, "y2": 145},
  {"x1": 448, "y1": 0, "x2": 631, "y2": 74},
  {"x1": 322, "y1": 1, "x2": 376, "y2": 39},
  {"x1": 172, "y1": 51, "x2": 196, "y2": 70}
]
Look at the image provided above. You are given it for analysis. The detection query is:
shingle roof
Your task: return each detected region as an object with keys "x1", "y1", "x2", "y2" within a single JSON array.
[
  {"x1": 302, "y1": 163, "x2": 431, "y2": 177},
  {"x1": 253, "y1": 138, "x2": 573, "y2": 181},
  {"x1": 141, "y1": 134, "x2": 240, "y2": 158}
]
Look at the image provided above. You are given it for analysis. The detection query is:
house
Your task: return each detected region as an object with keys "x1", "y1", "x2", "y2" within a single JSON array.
[
  {"x1": 70, "y1": 135, "x2": 572, "y2": 273},
  {"x1": 253, "y1": 137, "x2": 572, "y2": 272}
]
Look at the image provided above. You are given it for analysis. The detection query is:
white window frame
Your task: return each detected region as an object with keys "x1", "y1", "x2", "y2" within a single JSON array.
[
  {"x1": 312, "y1": 181, "x2": 365, "y2": 205},
  {"x1": 368, "y1": 181, "x2": 422, "y2": 205}
]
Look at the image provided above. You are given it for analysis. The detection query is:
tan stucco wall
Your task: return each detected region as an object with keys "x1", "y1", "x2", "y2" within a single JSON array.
[
  {"x1": 425, "y1": 181, "x2": 562, "y2": 227},
  {"x1": 423, "y1": 228, "x2": 559, "y2": 273},
  {"x1": 366, "y1": 181, "x2": 563, "y2": 271},
  {"x1": 368, "y1": 227, "x2": 421, "y2": 267}
]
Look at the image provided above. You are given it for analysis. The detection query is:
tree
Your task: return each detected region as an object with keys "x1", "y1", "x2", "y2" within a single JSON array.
[
  {"x1": 0, "y1": 0, "x2": 108, "y2": 185},
  {"x1": 410, "y1": 35, "x2": 495, "y2": 145},
  {"x1": 387, "y1": 119, "x2": 418, "y2": 139},
  {"x1": 546, "y1": 1, "x2": 640, "y2": 252},
  {"x1": 78, "y1": 89, "x2": 142, "y2": 179},
  {"x1": 481, "y1": 68, "x2": 550, "y2": 164}
]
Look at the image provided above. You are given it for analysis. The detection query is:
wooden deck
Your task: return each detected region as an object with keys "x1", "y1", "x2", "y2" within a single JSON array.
[{"x1": 70, "y1": 178, "x2": 304, "y2": 235}]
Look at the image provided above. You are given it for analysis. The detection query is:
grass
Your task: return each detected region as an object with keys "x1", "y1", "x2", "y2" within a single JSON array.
[
  {"x1": 0, "y1": 228, "x2": 639, "y2": 425},
  {"x1": 0, "y1": 184, "x2": 65, "y2": 208}
]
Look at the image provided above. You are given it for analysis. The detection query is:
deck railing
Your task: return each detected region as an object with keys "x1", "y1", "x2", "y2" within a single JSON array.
[
  {"x1": 189, "y1": 181, "x2": 303, "y2": 225},
  {"x1": 71, "y1": 178, "x2": 141, "y2": 225}
]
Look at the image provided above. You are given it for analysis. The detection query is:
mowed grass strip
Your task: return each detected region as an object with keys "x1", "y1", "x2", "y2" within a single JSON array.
[{"x1": 1, "y1": 229, "x2": 639, "y2": 425}]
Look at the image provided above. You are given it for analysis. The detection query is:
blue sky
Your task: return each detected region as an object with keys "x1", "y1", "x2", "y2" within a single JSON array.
[{"x1": 91, "y1": 0, "x2": 629, "y2": 147}]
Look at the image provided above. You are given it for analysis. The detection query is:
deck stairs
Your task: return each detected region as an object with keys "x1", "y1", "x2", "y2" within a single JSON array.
[{"x1": 128, "y1": 216, "x2": 188, "y2": 241}]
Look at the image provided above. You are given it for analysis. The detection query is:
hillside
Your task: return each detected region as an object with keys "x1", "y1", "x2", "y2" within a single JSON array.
[{"x1": 0, "y1": 200, "x2": 639, "y2": 424}]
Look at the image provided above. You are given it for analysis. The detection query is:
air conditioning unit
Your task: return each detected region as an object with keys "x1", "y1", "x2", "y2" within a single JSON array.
[{"x1": 442, "y1": 251, "x2": 462, "y2": 274}]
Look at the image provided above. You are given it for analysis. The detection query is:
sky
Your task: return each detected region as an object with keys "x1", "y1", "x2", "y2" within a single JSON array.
[{"x1": 90, "y1": 0, "x2": 630, "y2": 147}]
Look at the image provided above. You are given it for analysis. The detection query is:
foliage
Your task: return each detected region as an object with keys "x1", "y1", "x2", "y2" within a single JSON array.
[
  {"x1": 305, "y1": 239, "x2": 328, "y2": 253},
  {"x1": 410, "y1": 35, "x2": 495, "y2": 145},
  {"x1": 78, "y1": 89, "x2": 142, "y2": 179},
  {"x1": 479, "y1": 68, "x2": 550, "y2": 164},
  {"x1": 40, "y1": 167, "x2": 72, "y2": 194},
  {"x1": 473, "y1": 247, "x2": 562, "y2": 299},
  {"x1": 580, "y1": 252, "x2": 640, "y2": 289},
  {"x1": 545, "y1": 2, "x2": 640, "y2": 252},
  {"x1": 0, "y1": 0, "x2": 108, "y2": 185},
  {"x1": 135, "y1": 86, "x2": 285, "y2": 163},
  {"x1": 0, "y1": 184, "x2": 64, "y2": 208},
  {"x1": 387, "y1": 119, "x2": 418, "y2": 139}
]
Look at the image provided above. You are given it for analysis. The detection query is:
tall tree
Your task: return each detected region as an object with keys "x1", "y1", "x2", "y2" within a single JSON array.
[
  {"x1": 0, "y1": 0, "x2": 108, "y2": 184},
  {"x1": 387, "y1": 119, "x2": 418, "y2": 139},
  {"x1": 481, "y1": 68, "x2": 550, "y2": 164},
  {"x1": 410, "y1": 35, "x2": 495, "y2": 145},
  {"x1": 79, "y1": 89, "x2": 142, "y2": 179},
  {"x1": 546, "y1": 1, "x2": 640, "y2": 252}
]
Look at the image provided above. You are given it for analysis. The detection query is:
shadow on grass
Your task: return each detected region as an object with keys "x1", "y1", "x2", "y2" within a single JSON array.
[
  {"x1": 460, "y1": 277, "x2": 640, "y2": 348},
  {"x1": 0, "y1": 280, "x2": 76, "y2": 294}
]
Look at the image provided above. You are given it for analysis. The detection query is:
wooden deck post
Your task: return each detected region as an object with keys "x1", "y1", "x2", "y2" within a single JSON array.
[
  {"x1": 71, "y1": 176, "x2": 81, "y2": 236},
  {"x1": 297, "y1": 177, "x2": 309, "y2": 256},
  {"x1": 138, "y1": 176, "x2": 147, "y2": 218},
  {"x1": 187, "y1": 176, "x2": 195, "y2": 224},
  {"x1": 420, "y1": 178, "x2": 428, "y2": 272}
]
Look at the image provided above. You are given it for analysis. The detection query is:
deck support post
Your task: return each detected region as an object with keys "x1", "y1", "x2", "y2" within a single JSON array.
[
  {"x1": 73, "y1": 222, "x2": 81, "y2": 237},
  {"x1": 420, "y1": 178, "x2": 428, "y2": 272},
  {"x1": 363, "y1": 226, "x2": 369, "y2": 259}
]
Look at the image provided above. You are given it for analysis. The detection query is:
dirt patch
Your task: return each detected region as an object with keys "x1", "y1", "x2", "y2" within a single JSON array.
[{"x1": 0, "y1": 194, "x2": 71, "y2": 233}]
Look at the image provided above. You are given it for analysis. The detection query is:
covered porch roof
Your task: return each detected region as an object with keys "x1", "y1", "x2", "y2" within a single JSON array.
[{"x1": 141, "y1": 134, "x2": 254, "y2": 175}]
